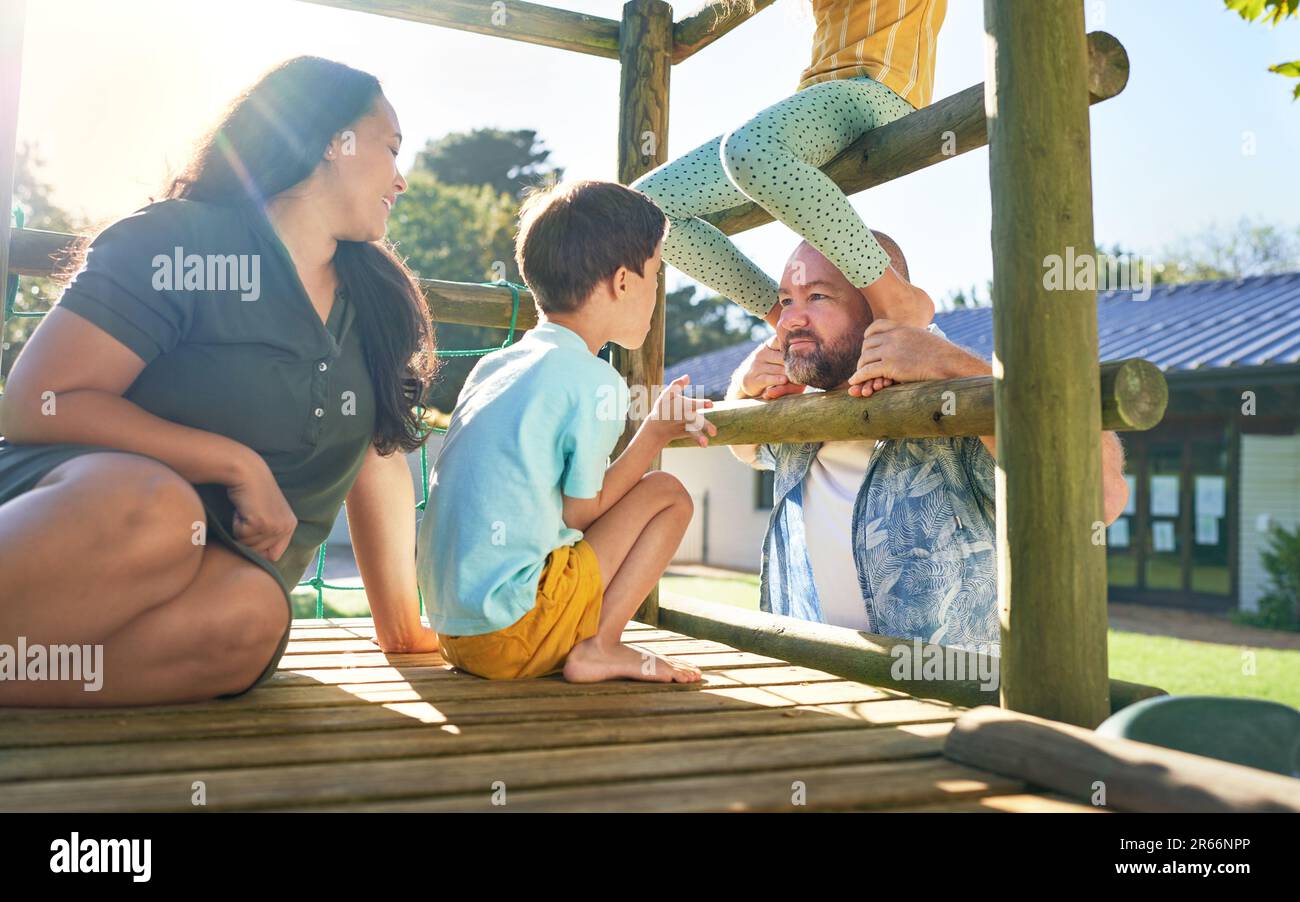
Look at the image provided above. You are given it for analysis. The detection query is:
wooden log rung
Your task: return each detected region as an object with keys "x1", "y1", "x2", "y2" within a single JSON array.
[
  {"x1": 294, "y1": 0, "x2": 622, "y2": 59},
  {"x1": 672, "y1": 0, "x2": 777, "y2": 63},
  {"x1": 666, "y1": 358, "x2": 1168, "y2": 447},
  {"x1": 657, "y1": 593, "x2": 1167, "y2": 714}
]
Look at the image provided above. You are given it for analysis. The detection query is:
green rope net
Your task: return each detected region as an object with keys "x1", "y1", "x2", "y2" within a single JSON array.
[{"x1": 3, "y1": 206, "x2": 527, "y2": 621}]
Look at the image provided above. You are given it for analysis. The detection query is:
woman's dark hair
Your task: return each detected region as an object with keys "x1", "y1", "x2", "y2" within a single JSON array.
[{"x1": 164, "y1": 56, "x2": 437, "y2": 455}]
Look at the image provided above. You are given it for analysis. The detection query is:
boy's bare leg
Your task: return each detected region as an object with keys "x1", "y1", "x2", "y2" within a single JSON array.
[{"x1": 563, "y1": 471, "x2": 702, "y2": 684}]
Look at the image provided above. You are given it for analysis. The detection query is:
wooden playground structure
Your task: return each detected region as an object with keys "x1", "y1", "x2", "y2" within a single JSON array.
[{"x1": 2, "y1": 0, "x2": 1298, "y2": 812}]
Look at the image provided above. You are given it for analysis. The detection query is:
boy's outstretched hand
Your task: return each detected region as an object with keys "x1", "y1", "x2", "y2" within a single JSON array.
[{"x1": 646, "y1": 374, "x2": 716, "y2": 448}]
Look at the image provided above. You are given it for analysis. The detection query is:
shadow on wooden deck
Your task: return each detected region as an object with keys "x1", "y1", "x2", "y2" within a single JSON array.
[{"x1": 0, "y1": 618, "x2": 1093, "y2": 813}]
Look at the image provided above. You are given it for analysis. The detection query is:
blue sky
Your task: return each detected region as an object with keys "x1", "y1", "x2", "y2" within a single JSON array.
[{"x1": 14, "y1": 0, "x2": 1300, "y2": 304}]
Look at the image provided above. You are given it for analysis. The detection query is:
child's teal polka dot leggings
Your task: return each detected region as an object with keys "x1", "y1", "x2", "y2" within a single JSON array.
[{"x1": 632, "y1": 75, "x2": 915, "y2": 320}]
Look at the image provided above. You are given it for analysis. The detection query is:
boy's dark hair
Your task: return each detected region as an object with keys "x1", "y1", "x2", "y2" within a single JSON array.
[{"x1": 514, "y1": 179, "x2": 668, "y2": 314}]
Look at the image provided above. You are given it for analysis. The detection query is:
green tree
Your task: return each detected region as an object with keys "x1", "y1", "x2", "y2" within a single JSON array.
[
  {"x1": 1151, "y1": 218, "x2": 1300, "y2": 284},
  {"x1": 412, "y1": 128, "x2": 562, "y2": 200},
  {"x1": 3, "y1": 143, "x2": 85, "y2": 384},
  {"x1": 385, "y1": 168, "x2": 521, "y2": 412},
  {"x1": 940, "y1": 280, "x2": 991, "y2": 310},
  {"x1": 398, "y1": 129, "x2": 564, "y2": 412},
  {"x1": 1225, "y1": 0, "x2": 1300, "y2": 100},
  {"x1": 664, "y1": 284, "x2": 768, "y2": 367},
  {"x1": 1239, "y1": 523, "x2": 1300, "y2": 630},
  {"x1": 13, "y1": 143, "x2": 80, "y2": 232}
]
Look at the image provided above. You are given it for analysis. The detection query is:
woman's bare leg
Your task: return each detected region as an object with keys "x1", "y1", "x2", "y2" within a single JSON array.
[
  {"x1": 0, "y1": 541, "x2": 288, "y2": 706},
  {"x1": 0, "y1": 453, "x2": 207, "y2": 645},
  {"x1": 563, "y1": 471, "x2": 701, "y2": 684},
  {"x1": 0, "y1": 453, "x2": 289, "y2": 706}
]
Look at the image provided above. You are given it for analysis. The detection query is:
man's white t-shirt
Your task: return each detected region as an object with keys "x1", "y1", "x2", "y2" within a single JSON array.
[
  {"x1": 800, "y1": 438, "x2": 878, "y2": 629},
  {"x1": 768, "y1": 324, "x2": 948, "y2": 631}
]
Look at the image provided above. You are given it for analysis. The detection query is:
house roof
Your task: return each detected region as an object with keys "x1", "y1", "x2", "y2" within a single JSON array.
[{"x1": 666, "y1": 271, "x2": 1300, "y2": 399}]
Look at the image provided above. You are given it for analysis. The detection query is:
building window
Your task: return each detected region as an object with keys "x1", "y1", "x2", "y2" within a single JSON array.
[
  {"x1": 1108, "y1": 424, "x2": 1236, "y2": 611},
  {"x1": 755, "y1": 470, "x2": 775, "y2": 510}
]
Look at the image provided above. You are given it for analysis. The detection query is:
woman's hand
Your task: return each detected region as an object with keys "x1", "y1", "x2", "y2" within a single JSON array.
[
  {"x1": 345, "y1": 444, "x2": 434, "y2": 653},
  {"x1": 377, "y1": 625, "x2": 441, "y2": 655},
  {"x1": 226, "y1": 451, "x2": 299, "y2": 561}
]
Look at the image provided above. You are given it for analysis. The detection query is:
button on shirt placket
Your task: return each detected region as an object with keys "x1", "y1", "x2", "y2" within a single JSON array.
[
  {"x1": 261, "y1": 214, "x2": 346, "y2": 449},
  {"x1": 307, "y1": 354, "x2": 333, "y2": 445},
  {"x1": 305, "y1": 291, "x2": 350, "y2": 448}
]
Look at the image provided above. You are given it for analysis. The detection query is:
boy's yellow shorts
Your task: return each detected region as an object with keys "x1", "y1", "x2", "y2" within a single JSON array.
[{"x1": 437, "y1": 540, "x2": 604, "y2": 680}]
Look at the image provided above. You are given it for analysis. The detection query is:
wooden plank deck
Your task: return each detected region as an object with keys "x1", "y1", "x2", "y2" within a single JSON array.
[{"x1": 0, "y1": 618, "x2": 1098, "y2": 813}]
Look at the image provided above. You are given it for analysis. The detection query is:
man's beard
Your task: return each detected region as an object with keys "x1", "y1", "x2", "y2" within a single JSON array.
[{"x1": 783, "y1": 329, "x2": 860, "y2": 390}]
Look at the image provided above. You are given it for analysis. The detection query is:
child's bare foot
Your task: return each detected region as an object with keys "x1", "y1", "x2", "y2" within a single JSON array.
[
  {"x1": 861, "y1": 267, "x2": 934, "y2": 329},
  {"x1": 563, "y1": 637, "x2": 703, "y2": 683}
]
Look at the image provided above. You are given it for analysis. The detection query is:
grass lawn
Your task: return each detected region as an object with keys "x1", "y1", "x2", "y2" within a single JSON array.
[{"x1": 1107, "y1": 631, "x2": 1299, "y2": 710}]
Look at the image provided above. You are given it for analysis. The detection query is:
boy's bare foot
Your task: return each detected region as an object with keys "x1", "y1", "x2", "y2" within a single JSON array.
[
  {"x1": 861, "y1": 267, "x2": 934, "y2": 329},
  {"x1": 563, "y1": 636, "x2": 703, "y2": 684}
]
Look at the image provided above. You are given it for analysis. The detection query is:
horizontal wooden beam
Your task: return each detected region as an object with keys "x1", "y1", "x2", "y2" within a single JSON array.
[
  {"x1": 704, "y1": 31, "x2": 1130, "y2": 237},
  {"x1": 944, "y1": 706, "x2": 1300, "y2": 812},
  {"x1": 671, "y1": 0, "x2": 775, "y2": 64},
  {"x1": 422, "y1": 278, "x2": 538, "y2": 330},
  {"x1": 6, "y1": 228, "x2": 539, "y2": 331},
  {"x1": 295, "y1": 0, "x2": 621, "y2": 59},
  {"x1": 667, "y1": 358, "x2": 1167, "y2": 448},
  {"x1": 657, "y1": 593, "x2": 1165, "y2": 713},
  {"x1": 7, "y1": 227, "x2": 74, "y2": 278}
]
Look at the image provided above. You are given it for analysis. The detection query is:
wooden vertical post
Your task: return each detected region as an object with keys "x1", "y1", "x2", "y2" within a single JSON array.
[
  {"x1": 0, "y1": 0, "x2": 27, "y2": 381},
  {"x1": 984, "y1": 0, "x2": 1110, "y2": 727},
  {"x1": 614, "y1": 0, "x2": 671, "y2": 624}
]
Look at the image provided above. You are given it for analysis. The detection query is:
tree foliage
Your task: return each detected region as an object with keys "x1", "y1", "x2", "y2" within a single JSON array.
[
  {"x1": 3, "y1": 144, "x2": 84, "y2": 382},
  {"x1": 664, "y1": 283, "x2": 768, "y2": 367},
  {"x1": 1149, "y1": 219, "x2": 1300, "y2": 284},
  {"x1": 385, "y1": 168, "x2": 522, "y2": 412},
  {"x1": 1225, "y1": 0, "x2": 1300, "y2": 100},
  {"x1": 1243, "y1": 523, "x2": 1300, "y2": 630},
  {"x1": 412, "y1": 128, "x2": 561, "y2": 200}
]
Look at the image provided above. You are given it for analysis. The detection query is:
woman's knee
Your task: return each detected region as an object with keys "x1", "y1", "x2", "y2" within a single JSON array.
[
  {"x1": 41, "y1": 454, "x2": 205, "y2": 557},
  {"x1": 194, "y1": 561, "x2": 289, "y2": 695},
  {"x1": 19, "y1": 454, "x2": 207, "y2": 599},
  {"x1": 108, "y1": 461, "x2": 210, "y2": 587}
]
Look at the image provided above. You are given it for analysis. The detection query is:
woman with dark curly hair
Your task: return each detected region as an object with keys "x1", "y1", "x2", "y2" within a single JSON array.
[{"x1": 0, "y1": 56, "x2": 439, "y2": 705}]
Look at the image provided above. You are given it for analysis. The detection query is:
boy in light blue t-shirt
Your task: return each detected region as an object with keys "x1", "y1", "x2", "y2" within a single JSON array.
[{"x1": 417, "y1": 180, "x2": 715, "y2": 683}]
